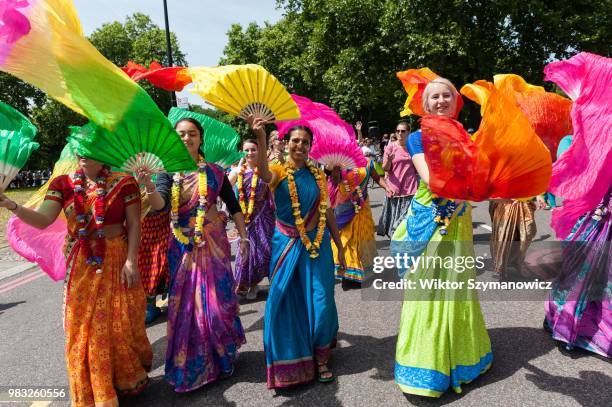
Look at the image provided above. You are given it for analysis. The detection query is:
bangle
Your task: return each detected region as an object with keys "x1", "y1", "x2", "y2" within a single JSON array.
[
  {"x1": 239, "y1": 238, "x2": 250, "y2": 244},
  {"x1": 145, "y1": 187, "x2": 156, "y2": 195},
  {"x1": 9, "y1": 202, "x2": 18, "y2": 211}
]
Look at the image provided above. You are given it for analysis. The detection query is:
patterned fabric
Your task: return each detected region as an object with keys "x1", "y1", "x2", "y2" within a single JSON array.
[
  {"x1": 233, "y1": 168, "x2": 275, "y2": 295},
  {"x1": 489, "y1": 200, "x2": 537, "y2": 279},
  {"x1": 164, "y1": 164, "x2": 246, "y2": 392},
  {"x1": 392, "y1": 177, "x2": 492, "y2": 397},
  {"x1": 138, "y1": 211, "x2": 170, "y2": 297},
  {"x1": 331, "y1": 164, "x2": 377, "y2": 283},
  {"x1": 264, "y1": 166, "x2": 338, "y2": 388},
  {"x1": 376, "y1": 194, "x2": 413, "y2": 237},
  {"x1": 545, "y1": 190, "x2": 611, "y2": 358},
  {"x1": 53, "y1": 172, "x2": 152, "y2": 406},
  {"x1": 64, "y1": 235, "x2": 152, "y2": 407}
]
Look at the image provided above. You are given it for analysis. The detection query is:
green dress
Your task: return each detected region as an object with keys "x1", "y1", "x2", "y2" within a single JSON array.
[{"x1": 392, "y1": 176, "x2": 492, "y2": 397}]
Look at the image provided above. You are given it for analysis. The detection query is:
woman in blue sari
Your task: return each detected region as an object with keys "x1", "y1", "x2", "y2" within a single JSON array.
[{"x1": 249, "y1": 117, "x2": 346, "y2": 388}]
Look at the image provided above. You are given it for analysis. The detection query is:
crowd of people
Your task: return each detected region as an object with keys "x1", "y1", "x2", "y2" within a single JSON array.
[
  {"x1": 6, "y1": 169, "x2": 51, "y2": 189},
  {"x1": 0, "y1": 75, "x2": 608, "y2": 407}
]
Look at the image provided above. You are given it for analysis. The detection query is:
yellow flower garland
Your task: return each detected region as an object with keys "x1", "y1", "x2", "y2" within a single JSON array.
[
  {"x1": 237, "y1": 164, "x2": 258, "y2": 224},
  {"x1": 286, "y1": 160, "x2": 328, "y2": 258},
  {"x1": 171, "y1": 162, "x2": 208, "y2": 246}
]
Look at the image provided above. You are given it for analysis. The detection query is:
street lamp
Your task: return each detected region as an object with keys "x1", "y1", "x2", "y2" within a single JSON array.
[{"x1": 162, "y1": 0, "x2": 177, "y2": 107}]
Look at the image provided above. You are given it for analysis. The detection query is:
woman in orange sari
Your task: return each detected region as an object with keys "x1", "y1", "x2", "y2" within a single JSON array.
[{"x1": 0, "y1": 153, "x2": 152, "y2": 407}]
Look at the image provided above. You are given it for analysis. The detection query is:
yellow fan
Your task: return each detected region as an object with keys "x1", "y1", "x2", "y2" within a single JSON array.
[{"x1": 187, "y1": 64, "x2": 300, "y2": 122}]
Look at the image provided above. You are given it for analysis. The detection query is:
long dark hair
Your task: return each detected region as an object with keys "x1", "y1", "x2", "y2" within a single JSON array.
[
  {"x1": 283, "y1": 125, "x2": 313, "y2": 142},
  {"x1": 175, "y1": 118, "x2": 205, "y2": 156},
  {"x1": 241, "y1": 138, "x2": 259, "y2": 149}
]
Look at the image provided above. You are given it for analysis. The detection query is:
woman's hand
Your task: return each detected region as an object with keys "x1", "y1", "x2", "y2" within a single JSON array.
[
  {"x1": 121, "y1": 258, "x2": 140, "y2": 289},
  {"x1": 337, "y1": 247, "x2": 347, "y2": 273},
  {"x1": 239, "y1": 238, "x2": 250, "y2": 259},
  {"x1": 0, "y1": 192, "x2": 17, "y2": 211},
  {"x1": 355, "y1": 121, "x2": 362, "y2": 132},
  {"x1": 247, "y1": 115, "x2": 267, "y2": 138},
  {"x1": 136, "y1": 169, "x2": 155, "y2": 192}
]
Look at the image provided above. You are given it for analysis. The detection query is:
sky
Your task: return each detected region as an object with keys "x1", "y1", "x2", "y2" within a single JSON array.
[{"x1": 73, "y1": 0, "x2": 284, "y2": 105}]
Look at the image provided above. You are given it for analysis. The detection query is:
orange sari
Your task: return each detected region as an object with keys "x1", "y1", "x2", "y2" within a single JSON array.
[{"x1": 47, "y1": 172, "x2": 152, "y2": 407}]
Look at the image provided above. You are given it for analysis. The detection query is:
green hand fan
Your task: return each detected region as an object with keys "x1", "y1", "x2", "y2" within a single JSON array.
[
  {"x1": 67, "y1": 117, "x2": 197, "y2": 174},
  {"x1": 0, "y1": 103, "x2": 39, "y2": 190},
  {"x1": 168, "y1": 107, "x2": 244, "y2": 168}
]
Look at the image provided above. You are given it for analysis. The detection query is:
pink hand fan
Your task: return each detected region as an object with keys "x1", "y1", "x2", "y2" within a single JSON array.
[{"x1": 276, "y1": 95, "x2": 367, "y2": 169}]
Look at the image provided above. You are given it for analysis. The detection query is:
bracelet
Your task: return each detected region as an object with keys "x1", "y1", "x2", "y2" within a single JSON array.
[
  {"x1": 145, "y1": 187, "x2": 156, "y2": 195},
  {"x1": 239, "y1": 238, "x2": 250, "y2": 244},
  {"x1": 9, "y1": 201, "x2": 18, "y2": 212}
]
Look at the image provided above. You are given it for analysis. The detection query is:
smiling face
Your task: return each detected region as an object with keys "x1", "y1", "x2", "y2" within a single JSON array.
[
  {"x1": 175, "y1": 120, "x2": 202, "y2": 158},
  {"x1": 395, "y1": 122, "x2": 409, "y2": 144},
  {"x1": 287, "y1": 129, "x2": 312, "y2": 163},
  {"x1": 424, "y1": 82, "x2": 457, "y2": 117},
  {"x1": 242, "y1": 140, "x2": 258, "y2": 166}
]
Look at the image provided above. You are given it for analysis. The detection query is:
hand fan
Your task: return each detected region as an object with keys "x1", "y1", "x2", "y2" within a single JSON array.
[
  {"x1": 0, "y1": 102, "x2": 39, "y2": 190},
  {"x1": 187, "y1": 64, "x2": 300, "y2": 123},
  {"x1": 67, "y1": 119, "x2": 197, "y2": 173},
  {"x1": 0, "y1": 0, "x2": 196, "y2": 175},
  {"x1": 309, "y1": 134, "x2": 367, "y2": 169},
  {"x1": 123, "y1": 60, "x2": 191, "y2": 92},
  {"x1": 545, "y1": 52, "x2": 612, "y2": 238},
  {"x1": 276, "y1": 95, "x2": 366, "y2": 169},
  {"x1": 168, "y1": 107, "x2": 244, "y2": 168}
]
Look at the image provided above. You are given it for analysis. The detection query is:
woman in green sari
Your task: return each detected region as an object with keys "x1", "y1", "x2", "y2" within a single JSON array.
[{"x1": 392, "y1": 78, "x2": 492, "y2": 397}]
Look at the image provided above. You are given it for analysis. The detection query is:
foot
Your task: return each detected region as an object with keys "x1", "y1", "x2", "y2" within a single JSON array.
[
  {"x1": 317, "y1": 363, "x2": 334, "y2": 383},
  {"x1": 145, "y1": 304, "x2": 161, "y2": 325},
  {"x1": 246, "y1": 286, "x2": 259, "y2": 300}
]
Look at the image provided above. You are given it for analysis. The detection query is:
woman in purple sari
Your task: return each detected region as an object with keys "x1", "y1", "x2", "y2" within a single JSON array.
[
  {"x1": 140, "y1": 118, "x2": 249, "y2": 391},
  {"x1": 229, "y1": 138, "x2": 276, "y2": 299}
]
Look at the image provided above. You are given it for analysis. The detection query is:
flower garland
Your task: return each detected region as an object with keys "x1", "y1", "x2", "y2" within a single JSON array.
[
  {"x1": 432, "y1": 197, "x2": 457, "y2": 236},
  {"x1": 286, "y1": 160, "x2": 328, "y2": 258},
  {"x1": 73, "y1": 167, "x2": 109, "y2": 274},
  {"x1": 341, "y1": 168, "x2": 364, "y2": 214},
  {"x1": 171, "y1": 161, "x2": 208, "y2": 247},
  {"x1": 237, "y1": 164, "x2": 258, "y2": 224}
]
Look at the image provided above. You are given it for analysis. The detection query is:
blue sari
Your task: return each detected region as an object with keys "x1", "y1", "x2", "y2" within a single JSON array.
[{"x1": 264, "y1": 165, "x2": 339, "y2": 388}]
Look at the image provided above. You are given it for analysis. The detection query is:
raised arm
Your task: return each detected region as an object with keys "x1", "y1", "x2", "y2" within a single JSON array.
[{"x1": 248, "y1": 116, "x2": 273, "y2": 184}]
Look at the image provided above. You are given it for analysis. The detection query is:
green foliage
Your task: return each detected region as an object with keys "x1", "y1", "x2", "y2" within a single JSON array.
[
  {"x1": 89, "y1": 13, "x2": 187, "y2": 114},
  {"x1": 0, "y1": 73, "x2": 45, "y2": 117},
  {"x1": 227, "y1": 0, "x2": 610, "y2": 131},
  {"x1": 28, "y1": 99, "x2": 87, "y2": 170}
]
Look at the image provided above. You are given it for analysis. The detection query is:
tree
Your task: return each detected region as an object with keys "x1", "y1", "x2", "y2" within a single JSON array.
[
  {"x1": 0, "y1": 73, "x2": 45, "y2": 117},
  {"x1": 28, "y1": 99, "x2": 87, "y2": 170},
  {"x1": 89, "y1": 13, "x2": 188, "y2": 114},
  {"x1": 222, "y1": 0, "x2": 610, "y2": 132}
]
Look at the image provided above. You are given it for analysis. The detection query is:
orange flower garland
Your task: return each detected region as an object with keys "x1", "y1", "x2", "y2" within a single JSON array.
[
  {"x1": 237, "y1": 164, "x2": 258, "y2": 224},
  {"x1": 286, "y1": 160, "x2": 328, "y2": 258}
]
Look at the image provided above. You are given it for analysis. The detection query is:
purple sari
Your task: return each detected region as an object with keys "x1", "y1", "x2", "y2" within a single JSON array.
[
  {"x1": 165, "y1": 164, "x2": 246, "y2": 392},
  {"x1": 234, "y1": 168, "x2": 275, "y2": 295},
  {"x1": 545, "y1": 190, "x2": 611, "y2": 358}
]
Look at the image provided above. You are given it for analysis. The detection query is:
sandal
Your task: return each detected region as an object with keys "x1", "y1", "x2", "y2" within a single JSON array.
[{"x1": 317, "y1": 362, "x2": 335, "y2": 383}]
